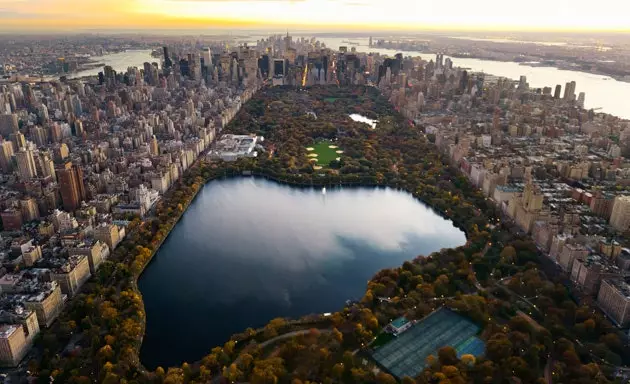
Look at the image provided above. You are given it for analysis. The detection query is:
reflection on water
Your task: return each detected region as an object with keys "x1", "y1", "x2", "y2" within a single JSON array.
[
  {"x1": 350, "y1": 113, "x2": 378, "y2": 129},
  {"x1": 138, "y1": 177, "x2": 465, "y2": 368}
]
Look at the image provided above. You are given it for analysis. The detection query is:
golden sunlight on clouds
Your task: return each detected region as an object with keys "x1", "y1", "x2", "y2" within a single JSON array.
[{"x1": 1, "y1": 0, "x2": 629, "y2": 31}]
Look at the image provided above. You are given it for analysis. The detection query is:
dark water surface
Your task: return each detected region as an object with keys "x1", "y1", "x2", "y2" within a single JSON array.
[{"x1": 138, "y1": 177, "x2": 466, "y2": 368}]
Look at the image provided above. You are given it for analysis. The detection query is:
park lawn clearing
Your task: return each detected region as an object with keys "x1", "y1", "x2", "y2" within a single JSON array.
[{"x1": 310, "y1": 141, "x2": 340, "y2": 166}]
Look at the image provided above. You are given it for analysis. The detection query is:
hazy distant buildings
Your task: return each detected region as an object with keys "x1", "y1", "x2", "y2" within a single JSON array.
[{"x1": 563, "y1": 81, "x2": 576, "y2": 101}]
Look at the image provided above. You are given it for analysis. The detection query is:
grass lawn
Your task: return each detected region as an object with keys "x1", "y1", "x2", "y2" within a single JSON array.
[
  {"x1": 308, "y1": 141, "x2": 341, "y2": 166},
  {"x1": 324, "y1": 97, "x2": 339, "y2": 103}
]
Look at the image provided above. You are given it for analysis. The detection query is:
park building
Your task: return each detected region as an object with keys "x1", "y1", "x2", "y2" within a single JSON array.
[
  {"x1": 207, "y1": 134, "x2": 262, "y2": 162},
  {"x1": 386, "y1": 316, "x2": 413, "y2": 336}
]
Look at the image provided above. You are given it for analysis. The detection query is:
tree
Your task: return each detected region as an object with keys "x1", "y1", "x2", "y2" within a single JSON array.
[
  {"x1": 438, "y1": 346, "x2": 458, "y2": 365},
  {"x1": 376, "y1": 372, "x2": 396, "y2": 384},
  {"x1": 500, "y1": 246, "x2": 516, "y2": 264},
  {"x1": 460, "y1": 354, "x2": 475, "y2": 366},
  {"x1": 486, "y1": 334, "x2": 513, "y2": 362},
  {"x1": 224, "y1": 363, "x2": 243, "y2": 382},
  {"x1": 332, "y1": 363, "x2": 344, "y2": 379}
]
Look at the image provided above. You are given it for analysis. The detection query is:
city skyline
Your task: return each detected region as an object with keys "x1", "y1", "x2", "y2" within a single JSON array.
[{"x1": 1, "y1": 0, "x2": 630, "y2": 32}]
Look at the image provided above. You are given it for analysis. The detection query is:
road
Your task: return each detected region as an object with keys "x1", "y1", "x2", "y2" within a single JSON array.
[
  {"x1": 470, "y1": 242, "x2": 492, "y2": 292},
  {"x1": 544, "y1": 357, "x2": 554, "y2": 384},
  {"x1": 258, "y1": 329, "x2": 333, "y2": 349}
]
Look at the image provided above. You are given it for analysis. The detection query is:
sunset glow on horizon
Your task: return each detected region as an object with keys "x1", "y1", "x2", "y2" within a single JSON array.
[{"x1": 1, "y1": 0, "x2": 630, "y2": 32}]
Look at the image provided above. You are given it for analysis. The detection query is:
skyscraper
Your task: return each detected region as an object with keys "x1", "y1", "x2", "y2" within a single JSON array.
[
  {"x1": 150, "y1": 135, "x2": 159, "y2": 156},
  {"x1": 15, "y1": 148, "x2": 37, "y2": 180},
  {"x1": 0, "y1": 113, "x2": 18, "y2": 138},
  {"x1": 37, "y1": 151, "x2": 56, "y2": 179},
  {"x1": 554, "y1": 84, "x2": 562, "y2": 99},
  {"x1": 10, "y1": 132, "x2": 25, "y2": 150},
  {"x1": 610, "y1": 196, "x2": 630, "y2": 231},
  {"x1": 56, "y1": 162, "x2": 86, "y2": 212},
  {"x1": 0, "y1": 140, "x2": 14, "y2": 173},
  {"x1": 563, "y1": 81, "x2": 576, "y2": 101},
  {"x1": 577, "y1": 92, "x2": 586, "y2": 108},
  {"x1": 163, "y1": 46, "x2": 173, "y2": 70}
]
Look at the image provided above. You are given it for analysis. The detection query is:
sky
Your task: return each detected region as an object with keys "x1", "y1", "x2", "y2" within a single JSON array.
[{"x1": 1, "y1": 0, "x2": 630, "y2": 32}]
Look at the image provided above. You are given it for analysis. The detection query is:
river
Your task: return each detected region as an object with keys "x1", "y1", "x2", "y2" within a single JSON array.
[
  {"x1": 138, "y1": 177, "x2": 466, "y2": 369},
  {"x1": 68, "y1": 49, "x2": 155, "y2": 79}
]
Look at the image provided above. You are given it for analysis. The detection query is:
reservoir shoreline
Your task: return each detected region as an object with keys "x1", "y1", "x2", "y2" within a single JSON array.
[{"x1": 135, "y1": 167, "x2": 468, "y2": 369}]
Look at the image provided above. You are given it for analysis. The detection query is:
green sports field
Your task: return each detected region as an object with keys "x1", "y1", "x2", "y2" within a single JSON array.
[{"x1": 306, "y1": 141, "x2": 342, "y2": 167}]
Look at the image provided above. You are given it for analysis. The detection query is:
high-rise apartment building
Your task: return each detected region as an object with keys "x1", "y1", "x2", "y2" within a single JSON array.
[
  {"x1": 597, "y1": 279, "x2": 630, "y2": 326},
  {"x1": 563, "y1": 81, "x2": 576, "y2": 101},
  {"x1": 19, "y1": 197, "x2": 39, "y2": 222},
  {"x1": 610, "y1": 195, "x2": 630, "y2": 231},
  {"x1": 163, "y1": 46, "x2": 172, "y2": 70},
  {"x1": 0, "y1": 113, "x2": 19, "y2": 138},
  {"x1": 0, "y1": 324, "x2": 29, "y2": 367},
  {"x1": 24, "y1": 283, "x2": 63, "y2": 327},
  {"x1": 31, "y1": 126, "x2": 47, "y2": 147},
  {"x1": 10, "y1": 132, "x2": 26, "y2": 150},
  {"x1": 37, "y1": 151, "x2": 56, "y2": 179},
  {"x1": 0, "y1": 139, "x2": 14, "y2": 173},
  {"x1": 150, "y1": 135, "x2": 159, "y2": 155},
  {"x1": 50, "y1": 255, "x2": 91, "y2": 297},
  {"x1": 56, "y1": 162, "x2": 86, "y2": 212},
  {"x1": 15, "y1": 148, "x2": 37, "y2": 180},
  {"x1": 94, "y1": 223, "x2": 121, "y2": 251}
]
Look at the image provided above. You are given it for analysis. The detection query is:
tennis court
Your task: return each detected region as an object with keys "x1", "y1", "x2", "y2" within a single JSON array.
[{"x1": 371, "y1": 308, "x2": 485, "y2": 379}]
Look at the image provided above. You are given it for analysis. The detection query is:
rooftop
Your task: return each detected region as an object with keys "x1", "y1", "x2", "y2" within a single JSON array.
[
  {"x1": 390, "y1": 317, "x2": 409, "y2": 330},
  {"x1": 605, "y1": 278, "x2": 630, "y2": 300},
  {"x1": 0, "y1": 324, "x2": 18, "y2": 339}
]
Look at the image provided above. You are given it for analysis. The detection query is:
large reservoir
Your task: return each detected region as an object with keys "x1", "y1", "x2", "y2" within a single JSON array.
[{"x1": 138, "y1": 177, "x2": 466, "y2": 369}]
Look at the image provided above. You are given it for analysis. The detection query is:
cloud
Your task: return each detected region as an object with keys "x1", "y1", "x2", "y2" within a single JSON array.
[
  {"x1": 0, "y1": 8, "x2": 38, "y2": 18},
  {"x1": 341, "y1": 0, "x2": 369, "y2": 5}
]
